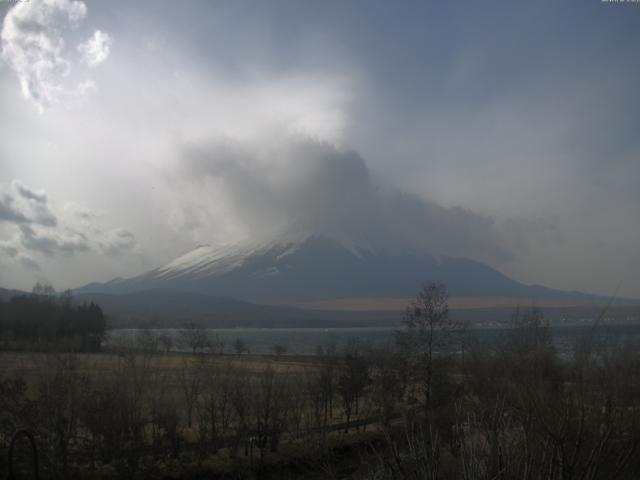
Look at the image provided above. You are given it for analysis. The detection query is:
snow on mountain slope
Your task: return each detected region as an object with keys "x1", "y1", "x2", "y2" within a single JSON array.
[
  {"x1": 150, "y1": 232, "x2": 376, "y2": 280},
  {"x1": 154, "y1": 243, "x2": 256, "y2": 279},
  {"x1": 76, "y1": 234, "x2": 591, "y2": 303},
  {"x1": 152, "y1": 240, "x2": 297, "y2": 279}
]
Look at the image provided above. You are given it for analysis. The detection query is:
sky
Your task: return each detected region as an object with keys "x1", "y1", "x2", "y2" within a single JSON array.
[{"x1": 0, "y1": 0, "x2": 639, "y2": 298}]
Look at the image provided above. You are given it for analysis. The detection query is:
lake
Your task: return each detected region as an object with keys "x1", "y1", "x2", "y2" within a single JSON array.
[{"x1": 105, "y1": 321, "x2": 640, "y2": 356}]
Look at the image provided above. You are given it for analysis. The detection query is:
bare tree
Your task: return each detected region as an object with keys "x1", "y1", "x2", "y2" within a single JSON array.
[
  {"x1": 229, "y1": 371, "x2": 251, "y2": 459},
  {"x1": 80, "y1": 348, "x2": 156, "y2": 479},
  {"x1": 136, "y1": 328, "x2": 159, "y2": 353},
  {"x1": 180, "y1": 321, "x2": 211, "y2": 354},
  {"x1": 316, "y1": 342, "x2": 337, "y2": 424},
  {"x1": 233, "y1": 338, "x2": 249, "y2": 356},
  {"x1": 397, "y1": 282, "x2": 454, "y2": 414},
  {"x1": 369, "y1": 346, "x2": 408, "y2": 427},
  {"x1": 338, "y1": 345, "x2": 370, "y2": 432},
  {"x1": 250, "y1": 366, "x2": 289, "y2": 458},
  {"x1": 271, "y1": 343, "x2": 288, "y2": 358},
  {"x1": 149, "y1": 384, "x2": 181, "y2": 460},
  {"x1": 196, "y1": 360, "x2": 236, "y2": 453},
  {"x1": 208, "y1": 333, "x2": 225, "y2": 355},
  {"x1": 177, "y1": 358, "x2": 203, "y2": 428},
  {"x1": 34, "y1": 354, "x2": 86, "y2": 478},
  {"x1": 158, "y1": 333, "x2": 174, "y2": 354}
]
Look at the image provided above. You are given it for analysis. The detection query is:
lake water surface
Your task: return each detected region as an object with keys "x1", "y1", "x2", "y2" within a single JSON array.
[{"x1": 106, "y1": 322, "x2": 640, "y2": 356}]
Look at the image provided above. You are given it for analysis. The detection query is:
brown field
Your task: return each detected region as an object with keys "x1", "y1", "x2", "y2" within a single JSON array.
[
  {"x1": 287, "y1": 295, "x2": 609, "y2": 311},
  {"x1": 0, "y1": 349, "x2": 375, "y2": 479},
  {"x1": 3, "y1": 329, "x2": 640, "y2": 479},
  {"x1": 0, "y1": 350, "x2": 316, "y2": 387}
]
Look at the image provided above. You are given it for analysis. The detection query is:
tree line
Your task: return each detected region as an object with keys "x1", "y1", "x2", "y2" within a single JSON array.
[{"x1": 0, "y1": 283, "x2": 106, "y2": 351}]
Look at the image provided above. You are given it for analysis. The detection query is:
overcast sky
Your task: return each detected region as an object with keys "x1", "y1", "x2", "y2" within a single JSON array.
[{"x1": 1, "y1": 0, "x2": 639, "y2": 298}]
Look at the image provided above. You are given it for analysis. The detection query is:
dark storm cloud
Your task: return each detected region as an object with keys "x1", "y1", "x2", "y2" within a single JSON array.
[{"x1": 180, "y1": 137, "x2": 513, "y2": 261}]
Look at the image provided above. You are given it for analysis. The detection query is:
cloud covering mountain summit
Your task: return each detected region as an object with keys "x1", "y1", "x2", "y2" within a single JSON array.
[{"x1": 175, "y1": 136, "x2": 515, "y2": 263}]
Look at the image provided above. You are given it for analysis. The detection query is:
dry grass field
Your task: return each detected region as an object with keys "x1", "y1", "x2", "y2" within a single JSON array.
[
  {"x1": 0, "y1": 348, "x2": 386, "y2": 479},
  {"x1": 290, "y1": 296, "x2": 617, "y2": 311},
  {"x1": 0, "y1": 350, "x2": 314, "y2": 378},
  {"x1": 0, "y1": 350, "x2": 321, "y2": 410}
]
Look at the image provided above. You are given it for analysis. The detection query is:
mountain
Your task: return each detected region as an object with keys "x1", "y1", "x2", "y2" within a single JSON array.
[
  {"x1": 0, "y1": 287, "x2": 25, "y2": 301},
  {"x1": 77, "y1": 234, "x2": 593, "y2": 304}
]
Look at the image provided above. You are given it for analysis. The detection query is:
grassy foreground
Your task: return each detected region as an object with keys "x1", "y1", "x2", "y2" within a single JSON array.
[{"x1": 3, "y1": 307, "x2": 640, "y2": 479}]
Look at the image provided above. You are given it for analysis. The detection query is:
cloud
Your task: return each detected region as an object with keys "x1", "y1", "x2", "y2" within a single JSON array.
[
  {"x1": 0, "y1": 238, "x2": 40, "y2": 271},
  {"x1": 78, "y1": 29, "x2": 111, "y2": 67},
  {"x1": 19, "y1": 224, "x2": 90, "y2": 256},
  {"x1": 0, "y1": 181, "x2": 137, "y2": 268},
  {"x1": 12, "y1": 180, "x2": 57, "y2": 226},
  {"x1": 98, "y1": 228, "x2": 136, "y2": 256},
  {"x1": 18, "y1": 255, "x2": 41, "y2": 271},
  {"x1": 13, "y1": 180, "x2": 47, "y2": 203},
  {"x1": 0, "y1": 181, "x2": 57, "y2": 227},
  {"x1": 0, "y1": 241, "x2": 18, "y2": 258},
  {"x1": 177, "y1": 136, "x2": 515, "y2": 262},
  {"x1": 0, "y1": 0, "x2": 111, "y2": 110},
  {"x1": 0, "y1": 192, "x2": 30, "y2": 224}
]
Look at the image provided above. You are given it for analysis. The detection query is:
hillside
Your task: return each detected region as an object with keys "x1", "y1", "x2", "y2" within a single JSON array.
[{"x1": 76, "y1": 234, "x2": 594, "y2": 305}]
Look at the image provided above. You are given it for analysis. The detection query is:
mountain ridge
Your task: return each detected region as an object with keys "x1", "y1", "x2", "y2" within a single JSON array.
[{"x1": 75, "y1": 234, "x2": 602, "y2": 304}]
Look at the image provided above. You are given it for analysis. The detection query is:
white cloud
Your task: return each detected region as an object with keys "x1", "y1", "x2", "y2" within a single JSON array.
[
  {"x1": 78, "y1": 30, "x2": 111, "y2": 67},
  {"x1": 0, "y1": 0, "x2": 110, "y2": 110}
]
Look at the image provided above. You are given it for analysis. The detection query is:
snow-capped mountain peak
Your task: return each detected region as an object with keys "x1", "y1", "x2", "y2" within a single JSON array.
[{"x1": 77, "y1": 232, "x2": 577, "y2": 304}]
